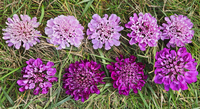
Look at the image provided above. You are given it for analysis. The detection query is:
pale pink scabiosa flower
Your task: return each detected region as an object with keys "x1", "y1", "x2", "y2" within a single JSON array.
[
  {"x1": 45, "y1": 15, "x2": 84, "y2": 50},
  {"x1": 154, "y1": 47, "x2": 198, "y2": 91},
  {"x1": 2, "y1": 14, "x2": 41, "y2": 50},
  {"x1": 106, "y1": 55, "x2": 147, "y2": 95},
  {"x1": 125, "y1": 13, "x2": 161, "y2": 51},
  {"x1": 87, "y1": 14, "x2": 124, "y2": 50},
  {"x1": 17, "y1": 58, "x2": 58, "y2": 95},
  {"x1": 63, "y1": 60, "x2": 105, "y2": 102},
  {"x1": 160, "y1": 14, "x2": 194, "y2": 48}
]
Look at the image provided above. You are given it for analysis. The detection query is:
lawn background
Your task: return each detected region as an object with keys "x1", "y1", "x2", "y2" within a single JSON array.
[{"x1": 0, "y1": 0, "x2": 200, "y2": 108}]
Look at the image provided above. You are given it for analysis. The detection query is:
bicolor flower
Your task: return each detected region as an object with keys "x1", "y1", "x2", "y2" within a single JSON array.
[{"x1": 17, "y1": 58, "x2": 58, "y2": 95}]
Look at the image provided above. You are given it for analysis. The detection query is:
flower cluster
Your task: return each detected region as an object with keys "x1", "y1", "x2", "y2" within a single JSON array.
[
  {"x1": 125, "y1": 13, "x2": 160, "y2": 51},
  {"x1": 107, "y1": 55, "x2": 147, "y2": 95},
  {"x1": 154, "y1": 47, "x2": 198, "y2": 91},
  {"x1": 45, "y1": 15, "x2": 84, "y2": 50},
  {"x1": 2, "y1": 14, "x2": 41, "y2": 50},
  {"x1": 87, "y1": 14, "x2": 124, "y2": 50},
  {"x1": 2, "y1": 12, "x2": 198, "y2": 102},
  {"x1": 17, "y1": 58, "x2": 58, "y2": 95},
  {"x1": 160, "y1": 14, "x2": 194, "y2": 48},
  {"x1": 63, "y1": 60, "x2": 105, "y2": 102}
]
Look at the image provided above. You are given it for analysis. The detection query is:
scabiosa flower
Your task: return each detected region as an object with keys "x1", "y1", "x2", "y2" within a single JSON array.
[
  {"x1": 45, "y1": 15, "x2": 84, "y2": 50},
  {"x1": 160, "y1": 14, "x2": 194, "y2": 48},
  {"x1": 87, "y1": 14, "x2": 124, "y2": 50},
  {"x1": 17, "y1": 58, "x2": 58, "y2": 95},
  {"x1": 106, "y1": 55, "x2": 147, "y2": 95},
  {"x1": 63, "y1": 60, "x2": 105, "y2": 102},
  {"x1": 125, "y1": 12, "x2": 161, "y2": 51},
  {"x1": 154, "y1": 47, "x2": 198, "y2": 91},
  {"x1": 2, "y1": 14, "x2": 41, "y2": 50}
]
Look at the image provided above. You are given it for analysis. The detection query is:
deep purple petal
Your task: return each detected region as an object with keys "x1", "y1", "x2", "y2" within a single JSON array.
[
  {"x1": 154, "y1": 74, "x2": 164, "y2": 84},
  {"x1": 62, "y1": 60, "x2": 105, "y2": 102},
  {"x1": 33, "y1": 87, "x2": 40, "y2": 95}
]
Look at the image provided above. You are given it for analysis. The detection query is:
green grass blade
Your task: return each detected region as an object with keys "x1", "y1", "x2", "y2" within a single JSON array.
[
  {"x1": 90, "y1": 54, "x2": 115, "y2": 62},
  {"x1": 24, "y1": 96, "x2": 37, "y2": 109},
  {"x1": 81, "y1": 0, "x2": 94, "y2": 17},
  {"x1": 77, "y1": 0, "x2": 91, "y2": 4},
  {"x1": 1, "y1": 81, "x2": 16, "y2": 103},
  {"x1": 138, "y1": 90, "x2": 148, "y2": 108},
  {"x1": 2, "y1": 88, "x2": 14, "y2": 106},
  {"x1": 52, "y1": 96, "x2": 72, "y2": 108},
  {"x1": 10, "y1": 1, "x2": 26, "y2": 17},
  {"x1": 39, "y1": 4, "x2": 45, "y2": 23},
  {"x1": 0, "y1": 66, "x2": 23, "y2": 81}
]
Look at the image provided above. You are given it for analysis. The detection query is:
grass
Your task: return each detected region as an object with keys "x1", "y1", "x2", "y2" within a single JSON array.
[{"x1": 0, "y1": 0, "x2": 200, "y2": 108}]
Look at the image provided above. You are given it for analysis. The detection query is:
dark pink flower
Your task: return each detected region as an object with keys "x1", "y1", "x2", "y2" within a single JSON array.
[
  {"x1": 17, "y1": 58, "x2": 58, "y2": 95},
  {"x1": 63, "y1": 60, "x2": 105, "y2": 102},
  {"x1": 154, "y1": 47, "x2": 198, "y2": 91},
  {"x1": 107, "y1": 55, "x2": 147, "y2": 95}
]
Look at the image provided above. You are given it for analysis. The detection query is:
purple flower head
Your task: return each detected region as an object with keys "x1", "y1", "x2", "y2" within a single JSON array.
[
  {"x1": 125, "y1": 13, "x2": 161, "y2": 51},
  {"x1": 160, "y1": 14, "x2": 194, "y2": 48},
  {"x1": 63, "y1": 60, "x2": 105, "y2": 102},
  {"x1": 154, "y1": 47, "x2": 198, "y2": 91},
  {"x1": 106, "y1": 55, "x2": 147, "y2": 95},
  {"x1": 45, "y1": 15, "x2": 84, "y2": 50},
  {"x1": 87, "y1": 14, "x2": 124, "y2": 50},
  {"x1": 17, "y1": 58, "x2": 58, "y2": 95},
  {"x1": 2, "y1": 14, "x2": 41, "y2": 50}
]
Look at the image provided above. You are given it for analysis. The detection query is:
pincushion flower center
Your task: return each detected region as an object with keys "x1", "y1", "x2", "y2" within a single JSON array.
[
  {"x1": 74, "y1": 70, "x2": 92, "y2": 88},
  {"x1": 169, "y1": 25, "x2": 182, "y2": 37},
  {"x1": 120, "y1": 64, "x2": 136, "y2": 83},
  {"x1": 135, "y1": 22, "x2": 150, "y2": 38},
  {"x1": 163, "y1": 58, "x2": 185, "y2": 77},
  {"x1": 32, "y1": 71, "x2": 46, "y2": 83},
  {"x1": 97, "y1": 22, "x2": 114, "y2": 41},
  {"x1": 15, "y1": 22, "x2": 34, "y2": 38},
  {"x1": 54, "y1": 23, "x2": 75, "y2": 39}
]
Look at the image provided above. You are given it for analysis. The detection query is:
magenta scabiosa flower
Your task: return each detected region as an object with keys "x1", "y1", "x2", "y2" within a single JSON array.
[
  {"x1": 106, "y1": 55, "x2": 147, "y2": 95},
  {"x1": 17, "y1": 58, "x2": 58, "y2": 95},
  {"x1": 154, "y1": 47, "x2": 198, "y2": 91},
  {"x1": 2, "y1": 14, "x2": 41, "y2": 50},
  {"x1": 125, "y1": 13, "x2": 161, "y2": 51},
  {"x1": 45, "y1": 15, "x2": 84, "y2": 50},
  {"x1": 63, "y1": 60, "x2": 105, "y2": 102},
  {"x1": 160, "y1": 14, "x2": 194, "y2": 48},
  {"x1": 87, "y1": 14, "x2": 124, "y2": 50}
]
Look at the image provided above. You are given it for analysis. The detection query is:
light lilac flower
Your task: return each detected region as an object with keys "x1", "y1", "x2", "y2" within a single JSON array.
[
  {"x1": 45, "y1": 15, "x2": 84, "y2": 50},
  {"x1": 2, "y1": 14, "x2": 41, "y2": 50},
  {"x1": 125, "y1": 12, "x2": 161, "y2": 51},
  {"x1": 106, "y1": 55, "x2": 147, "y2": 95},
  {"x1": 154, "y1": 47, "x2": 198, "y2": 91},
  {"x1": 17, "y1": 58, "x2": 58, "y2": 95},
  {"x1": 87, "y1": 14, "x2": 124, "y2": 50},
  {"x1": 63, "y1": 60, "x2": 105, "y2": 102},
  {"x1": 160, "y1": 14, "x2": 194, "y2": 48}
]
